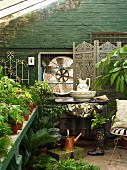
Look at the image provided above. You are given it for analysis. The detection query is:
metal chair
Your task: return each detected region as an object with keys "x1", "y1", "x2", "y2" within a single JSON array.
[{"x1": 108, "y1": 115, "x2": 127, "y2": 165}]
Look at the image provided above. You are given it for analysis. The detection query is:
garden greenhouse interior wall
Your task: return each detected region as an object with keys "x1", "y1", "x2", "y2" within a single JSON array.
[
  {"x1": 1, "y1": 0, "x2": 127, "y2": 84},
  {"x1": 0, "y1": 1, "x2": 127, "y2": 169}
]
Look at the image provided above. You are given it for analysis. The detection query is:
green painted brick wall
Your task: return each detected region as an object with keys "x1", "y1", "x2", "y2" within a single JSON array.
[{"x1": 0, "y1": 0, "x2": 127, "y2": 84}]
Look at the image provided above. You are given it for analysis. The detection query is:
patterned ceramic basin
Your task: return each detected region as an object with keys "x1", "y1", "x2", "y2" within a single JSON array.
[{"x1": 70, "y1": 90, "x2": 96, "y2": 101}]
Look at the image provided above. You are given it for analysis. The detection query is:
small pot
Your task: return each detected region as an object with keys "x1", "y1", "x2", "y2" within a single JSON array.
[
  {"x1": 17, "y1": 122, "x2": 23, "y2": 130},
  {"x1": 23, "y1": 114, "x2": 29, "y2": 121},
  {"x1": 11, "y1": 124, "x2": 18, "y2": 134}
]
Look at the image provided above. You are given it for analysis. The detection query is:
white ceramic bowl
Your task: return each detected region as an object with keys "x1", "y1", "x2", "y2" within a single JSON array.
[{"x1": 70, "y1": 90, "x2": 96, "y2": 101}]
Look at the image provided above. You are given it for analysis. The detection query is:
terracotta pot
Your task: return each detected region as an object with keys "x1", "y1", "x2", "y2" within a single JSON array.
[
  {"x1": 29, "y1": 108, "x2": 33, "y2": 113},
  {"x1": 17, "y1": 122, "x2": 23, "y2": 130},
  {"x1": 23, "y1": 114, "x2": 29, "y2": 121},
  {"x1": 11, "y1": 124, "x2": 18, "y2": 134},
  {"x1": 33, "y1": 104, "x2": 37, "y2": 108}
]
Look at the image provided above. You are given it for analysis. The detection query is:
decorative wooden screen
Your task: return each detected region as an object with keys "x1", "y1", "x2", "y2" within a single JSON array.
[
  {"x1": 96, "y1": 41, "x2": 122, "y2": 100},
  {"x1": 90, "y1": 32, "x2": 127, "y2": 46},
  {"x1": 96, "y1": 40, "x2": 118, "y2": 63},
  {"x1": 73, "y1": 40, "x2": 120, "y2": 95},
  {"x1": 73, "y1": 41, "x2": 97, "y2": 90}
]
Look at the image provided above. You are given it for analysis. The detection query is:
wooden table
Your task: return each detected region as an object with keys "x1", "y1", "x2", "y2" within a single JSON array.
[{"x1": 49, "y1": 97, "x2": 108, "y2": 137}]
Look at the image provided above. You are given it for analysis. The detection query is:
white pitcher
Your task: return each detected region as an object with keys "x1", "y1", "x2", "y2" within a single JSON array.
[{"x1": 77, "y1": 78, "x2": 90, "y2": 91}]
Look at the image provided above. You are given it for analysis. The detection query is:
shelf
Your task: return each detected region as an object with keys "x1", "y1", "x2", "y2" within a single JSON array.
[{"x1": 0, "y1": 107, "x2": 38, "y2": 170}]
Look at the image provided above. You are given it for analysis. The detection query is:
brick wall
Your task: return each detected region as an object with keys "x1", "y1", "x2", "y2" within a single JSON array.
[{"x1": 0, "y1": 0, "x2": 127, "y2": 83}]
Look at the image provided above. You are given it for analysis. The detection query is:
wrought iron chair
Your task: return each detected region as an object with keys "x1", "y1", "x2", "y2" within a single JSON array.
[{"x1": 109, "y1": 115, "x2": 127, "y2": 165}]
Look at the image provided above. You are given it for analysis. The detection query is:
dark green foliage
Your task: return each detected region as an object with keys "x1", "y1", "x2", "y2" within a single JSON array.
[
  {"x1": 91, "y1": 111, "x2": 109, "y2": 129},
  {"x1": 43, "y1": 104, "x2": 66, "y2": 128},
  {"x1": 93, "y1": 46, "x2": 127, "y2": 118},
  {"x1": 32, "y1": 156, "x2": 100, "y2": 170},
  {"x1": 0, "y1": 66, "x2": 3, "y2": 79},
  {"x1": 29, "y1": 80, "x2": 54, "y2": 105},
  {"x1": 20, "y1": 127, "x2": 59, "y2": 170},
  {"x1": 93, "y1": 46, "x2": 127, "y2": 97},
  {"x1": 0, "y1": 136, "x2": 12, "y2": 159}
]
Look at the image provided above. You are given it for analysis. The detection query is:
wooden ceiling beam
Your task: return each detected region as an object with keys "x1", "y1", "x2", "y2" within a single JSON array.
[
  {"x1": 0, "y1": 0, "x2": 27, "y2": 10},
  {"x1": 0, "y1": 0, "x2": 58, "y2": 26},
  {"x1": 0, "y1": 0, "x2": 46, "y2": 18}
]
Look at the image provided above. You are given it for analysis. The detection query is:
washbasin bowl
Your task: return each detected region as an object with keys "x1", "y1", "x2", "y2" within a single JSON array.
[{"x1": 70, "y1": 90, "x2": 96, "y2": 101}]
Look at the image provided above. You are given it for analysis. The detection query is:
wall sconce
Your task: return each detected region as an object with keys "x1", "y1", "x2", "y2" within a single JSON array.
[{"x1": 28, "y1": 57, "x2": 35, "y2": 66}]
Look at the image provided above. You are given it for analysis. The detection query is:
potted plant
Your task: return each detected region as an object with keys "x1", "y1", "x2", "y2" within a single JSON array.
[
  {"x1": 28, "y1": 88, "x2": 40, "y2": 108},
  {"x1": 8, "y1": 104, "x2": 24, "y2": 134},
  {"x1": 43, "y1": 104, "x2": 66, "y2": 128},
  {"x1": 91, "y1": 111, "x2": 108, "y2": 130},
  {"x1": 29, "y1": 80, "x2": 54, "y2": 104},
  {"x1": 20, "y1": 127, "x2": 59, "y2": 170},
  {"x1": 20, "y1": 105, "x2": 31, "y2": 121},
  {"x1": 29, "y1": 80, "x2": 54, "y2": 122},
  {"x1": 88, "y1": 110, "x2": 109, "y2": 156}
]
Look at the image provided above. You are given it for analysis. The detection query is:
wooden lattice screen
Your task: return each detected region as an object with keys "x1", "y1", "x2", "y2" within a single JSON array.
[{"x1": 90, "y1": 32, "x2": 127, "y2": 46}]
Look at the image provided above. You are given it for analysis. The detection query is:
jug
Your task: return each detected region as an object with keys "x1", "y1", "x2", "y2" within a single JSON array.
[
  {"x1": 61, "y1": 129, "x2": 82, "y2": 151},
  {"x1": 77, "y1": 78, "x2": 90, "y2": 91}
]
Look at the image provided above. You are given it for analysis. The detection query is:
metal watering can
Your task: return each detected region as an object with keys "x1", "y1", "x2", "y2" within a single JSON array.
[
  {"x1": 77, "y1": 78, "x2": 91, "y2": 91},
  {"x1": 61, "y1": 129, "x2": 82, "y2": 151}
]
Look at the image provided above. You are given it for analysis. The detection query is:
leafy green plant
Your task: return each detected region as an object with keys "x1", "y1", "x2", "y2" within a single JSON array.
[
  {"x1": 29, "y1": 80, "x2": 54, "y2": 105},
  {"x1": 0, "y1": 102, "x2": 9, "y2": 121},
  {"x1": 32, "y1": 156, "x2": 100, "y2": 170},
  {"x1": 0, "y1": 136, "x2": 12, "y2": 159},
  {"x1": 93, "y1": 46, "x2": 127, "y2": 96},
  {"x1": 8, "y1": 104, "x2": 24, "y2": 125},
  {"x1": 0, "y1": 115, "x2": 12, "y2": 137},
  {"x1": 28, "y1": 89, "x2": 40, "y2": 106},
  {"x1": 91, "y1": 110, "x2": 109, "y2": 129},
  {"x1": 20, "y1": 127, "x2": 59, "y2": 170},
  {"x1": 43, "y1": 104, "x2": 66, "y2": 128},
  {"x1": 0, "y1": 66, "x2": 3, "y2": 79}
]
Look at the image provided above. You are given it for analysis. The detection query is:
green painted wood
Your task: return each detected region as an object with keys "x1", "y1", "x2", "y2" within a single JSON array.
[
  {"x1": 15, "y1": 155, "x2": 22, "y2": 170},
  {"x1": 0, "y1": 107, "x2": 38, "y2": 170}
]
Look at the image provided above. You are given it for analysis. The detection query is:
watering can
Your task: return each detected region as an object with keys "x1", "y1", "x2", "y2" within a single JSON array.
[
  {"x1": 77, "y1": 78, "x2": 90, "y2": 91},
  {"x1": 61, "y1": 129, "x2": 82, "y2": 151}
]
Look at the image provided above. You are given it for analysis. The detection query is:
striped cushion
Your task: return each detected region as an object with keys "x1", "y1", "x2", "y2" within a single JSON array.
[{"x1": 111, "y1": 128, "x2": 127, "y2": 136}]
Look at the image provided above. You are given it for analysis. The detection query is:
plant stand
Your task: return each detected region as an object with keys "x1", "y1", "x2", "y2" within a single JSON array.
[{"x1": 47, "y1": 146, "x2": 84, "y2": 161}]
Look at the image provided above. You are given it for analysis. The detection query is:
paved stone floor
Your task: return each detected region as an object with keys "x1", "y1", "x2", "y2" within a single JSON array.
[{"x1": 75, "y1": 138, "x2": 127, "y2": 170}]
